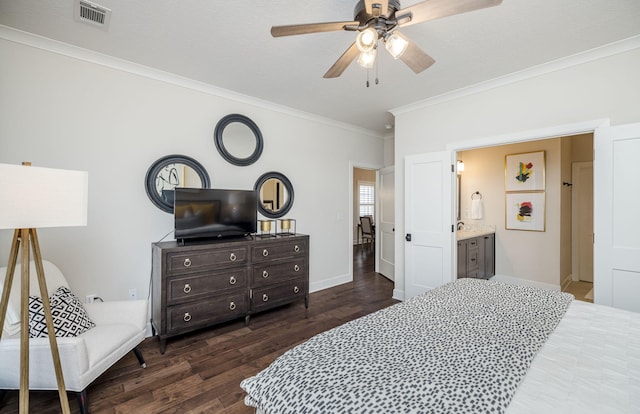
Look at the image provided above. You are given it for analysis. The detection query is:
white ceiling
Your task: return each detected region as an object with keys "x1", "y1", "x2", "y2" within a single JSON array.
[{"x1": 1, "y1": 0, "x2": 640, "y2": 136}]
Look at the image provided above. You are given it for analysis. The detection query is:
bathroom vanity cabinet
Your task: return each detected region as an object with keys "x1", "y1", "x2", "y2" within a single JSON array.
[{"x1": 457, "y1": 232, "x2": 495, "y2": 280}]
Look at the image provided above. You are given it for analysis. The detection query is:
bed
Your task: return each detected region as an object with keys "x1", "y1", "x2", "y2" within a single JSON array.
[{"x1": 240, "y1": 278, "x2": 640, "y2": 413}]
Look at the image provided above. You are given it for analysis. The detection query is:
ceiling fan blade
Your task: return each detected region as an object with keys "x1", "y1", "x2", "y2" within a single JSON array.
[
  {"x1": 271, "y1": 21, "x2": 359, "y2": 37},
  {"x1": 323, "y1": 42, "x2": 360, "y2": 78},
  {"x1": 396, "y1": 0, "x2": 502, "y2": 27},
  {"x1": 364, "y1": 0, "x2": 389, "y2": 17},
  {"x1": 395, "y1": 32, "x2": 435, "y2": 74}
]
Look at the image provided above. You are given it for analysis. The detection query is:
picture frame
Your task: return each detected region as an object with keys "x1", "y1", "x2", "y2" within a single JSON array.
[
  {"x1": 505, "y1": 151, "x2": 545, "y2": 191},
  {"x1": 505, "y1": 191, "x2": 545, "y2": 231}
]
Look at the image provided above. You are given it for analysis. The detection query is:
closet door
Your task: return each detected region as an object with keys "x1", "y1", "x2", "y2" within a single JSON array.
[{"x1": 594, "y1": 123, "x2": 640, "y2": 312}]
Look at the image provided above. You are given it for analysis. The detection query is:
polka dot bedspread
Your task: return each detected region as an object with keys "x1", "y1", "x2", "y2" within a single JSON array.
[{"x1": 241, "y1": 278, "x2": 573, "y2": 414}]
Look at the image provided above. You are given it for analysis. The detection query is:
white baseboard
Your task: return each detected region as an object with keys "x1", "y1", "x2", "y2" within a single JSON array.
[
  {"x1": 490, "y1": 274, "x2": 561, "y2": 291},
  {"x1": 309, "y1": 273, "x2": 352, "y2": 293},
  {"x1": 392, "y1": 289, "x2": 405, "y2": 301}
]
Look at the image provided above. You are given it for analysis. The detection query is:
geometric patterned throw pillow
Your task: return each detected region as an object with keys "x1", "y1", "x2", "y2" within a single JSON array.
[{"x1": 28, "y1": 286, "x2": 96, "y2": 338}]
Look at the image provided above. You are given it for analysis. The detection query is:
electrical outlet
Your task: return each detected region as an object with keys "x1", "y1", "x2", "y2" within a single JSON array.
[
  {"x1": 128, "y1": 288, "x2": 137, "y2": 300},
  {"x1": 85, "y1": 294, "x2": 97, "y2": 303}
]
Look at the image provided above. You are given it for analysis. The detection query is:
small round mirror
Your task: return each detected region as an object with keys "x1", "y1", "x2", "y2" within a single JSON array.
[
  {"x1": 214, "y1": 114, "x2": 263, "y2": 166},
  {"x1": 145, "y1": 155, "x2": 211, "y2": 213},
  {"x1": 254, "y1": 172, "x2": 294, "y2": 219}
]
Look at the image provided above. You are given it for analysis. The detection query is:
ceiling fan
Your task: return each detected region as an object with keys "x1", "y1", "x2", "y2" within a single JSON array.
[{"x1": 271, "y1": 0, "x2": 503, "y2": 78}]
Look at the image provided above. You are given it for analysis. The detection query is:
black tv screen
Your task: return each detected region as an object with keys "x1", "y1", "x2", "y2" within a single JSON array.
[{"x1": 174, "y1": 188, "x2": 257, "y2": 241}]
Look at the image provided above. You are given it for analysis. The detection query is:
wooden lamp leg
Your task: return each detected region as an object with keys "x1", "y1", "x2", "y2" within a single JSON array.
[
  {"x1": 19, "y1": 229, "x2": 30, "y2": 413},
  {"x1": 0, "y1": 228, "x2": 70, "y2": 414},
  {"x1": 0, "y1": 230, "x2": 20, "y2": 339},
  {"x1": 30, "y1": 229, "x2": 71, "y2": 414}
]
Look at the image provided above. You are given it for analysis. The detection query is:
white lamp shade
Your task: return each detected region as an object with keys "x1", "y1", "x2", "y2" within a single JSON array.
[{"x1": 0, "y1": 163, "x2": 88, "y2": 229}]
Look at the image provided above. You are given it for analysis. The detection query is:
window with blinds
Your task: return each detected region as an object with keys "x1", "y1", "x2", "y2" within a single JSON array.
[{"x1": 359, "y1": 182, "x2": 375, "y2": 219}]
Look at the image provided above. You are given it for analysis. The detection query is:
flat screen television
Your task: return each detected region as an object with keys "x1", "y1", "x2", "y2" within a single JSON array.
[{"x1": 174, "y1": 188, "x2": 257, "y2": 242}]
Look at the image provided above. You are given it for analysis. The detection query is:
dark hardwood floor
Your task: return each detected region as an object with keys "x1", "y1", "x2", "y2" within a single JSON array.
[{"x1": 1, "y1": 244, "x2": 397, "y2": 413}]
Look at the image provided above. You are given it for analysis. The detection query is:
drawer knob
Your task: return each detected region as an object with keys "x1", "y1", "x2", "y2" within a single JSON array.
[
  {"x1": 293, "y1": 286, "x2": 300, "y2": 294},
  {"x1": 183, "y1": 283, "x2": 192, "y2": 294},
  {"x1": 294, "y1": 264, "x2": 300, "y2": 272},
  {"x1": 229, "y1": 276, "x2": 237, "y2": 285},
  {"x1": 262, "y1": 249, "x2": 269, "y2": 257},
  {"x1": 262, "y1": 293, "x2": 269, "y2": 302},
  {"x1": 183, "y1": 258, "x2": 192, "y2": 268},
  {"x1": 229, "y1": 301, "x2": 236, "y2": 311},
  {"x1": 229, "y1": 252, "x2": 237, "y2": 262},
  {"x1": 262, "y1": 270, "x2": 269, "y2": 278},
  {"x1": 294, "y1": 245, "x2": 300, "y2": 253},
  {"x1": 183, "y1": 312, "x2": 192, "y2": 322}
]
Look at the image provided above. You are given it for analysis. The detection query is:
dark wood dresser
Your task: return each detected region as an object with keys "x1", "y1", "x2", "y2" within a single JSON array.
[{"x1": 151, "y1": 234, "x2": 309, "y2": 353}]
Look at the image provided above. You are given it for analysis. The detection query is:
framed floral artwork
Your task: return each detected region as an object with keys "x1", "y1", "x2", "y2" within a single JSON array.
[
  {"x1": 505, "y1": 192, "x2": 545, "y2": 231},
  {"x1": 505, "y1": 151, "x2": 545, "y2": 191}
]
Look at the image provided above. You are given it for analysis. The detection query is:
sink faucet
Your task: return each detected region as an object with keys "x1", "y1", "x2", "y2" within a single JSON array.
[{"x1": 457, "y1": 221, "x2": 465, "y2": 230}]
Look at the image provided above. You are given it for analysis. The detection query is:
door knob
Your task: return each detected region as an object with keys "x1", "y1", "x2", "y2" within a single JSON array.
[{"x1": 405, "y1": 234, "x2": 412, "y2": 242}]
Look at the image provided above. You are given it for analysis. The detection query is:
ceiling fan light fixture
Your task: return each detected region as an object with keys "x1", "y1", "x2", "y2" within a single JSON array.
[
  {"x1": 357, "y1": 48, "x2": 377, "y2": 68},
  {"x1": 385, "y1": 32, "x2": 409, "y2": 59},
  {"x1": 356, "y1": 27, "x2": 378, "y2": 52}
]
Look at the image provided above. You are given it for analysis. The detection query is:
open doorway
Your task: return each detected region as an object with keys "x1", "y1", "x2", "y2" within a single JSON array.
[
  {"x1": 456, "y1": 133, "x2": 593, "y2": 302},
  {"x1": 353, "y1": 167, "x2": 376, "y2": 273}
]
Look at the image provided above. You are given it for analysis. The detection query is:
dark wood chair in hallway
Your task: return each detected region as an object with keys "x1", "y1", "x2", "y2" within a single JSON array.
[{"x1": 360, "y1": 216, "x2": 374, "y2": 249}]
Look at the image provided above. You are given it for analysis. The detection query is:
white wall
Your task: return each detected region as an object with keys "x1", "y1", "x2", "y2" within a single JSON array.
[
  {"x1": 392, "y1": 44, "x2": 640, "y2": 298},
  {"x1": 383, "y1": 137, "x2": 394, "y2": 167},
  {"x1": 0, "y1": 33, "x2": 385, "y2": 301}
]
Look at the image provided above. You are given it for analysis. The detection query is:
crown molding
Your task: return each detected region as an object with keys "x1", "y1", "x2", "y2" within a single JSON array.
[
  {"x1": 0, "y1": 25, "x2": 384, "y2": 139},
  {"x1": 391, "y1": 35, "x2": 640, "y2": 116}
]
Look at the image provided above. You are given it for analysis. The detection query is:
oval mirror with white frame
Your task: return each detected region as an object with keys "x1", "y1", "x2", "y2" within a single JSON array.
[
  {"x1": 214, "y1": 114, "x2": 263, "y2": 166},
  {"x1": 145, "y1": 154, "x2": 211, "y2": 213},
  {"x1": 254, "y1": 172, "x2": 294, "y2": 219}
]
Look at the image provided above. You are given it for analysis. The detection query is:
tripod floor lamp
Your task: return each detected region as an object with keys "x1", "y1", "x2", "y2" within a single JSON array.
[{"x1": 0, "y1": 162, "x2": 88, "y2": 414}]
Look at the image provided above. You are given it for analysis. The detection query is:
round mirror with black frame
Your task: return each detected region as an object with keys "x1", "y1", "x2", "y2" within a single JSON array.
[
  {"x1": 214, "y1": 114, "x2": 263, "y2": 166},
  {"x1": 145, "y1": 154, "x2": 211, "y2": 213},
  {"x1": 254, "y1": 172, "x2": 294, "y2": 219}
]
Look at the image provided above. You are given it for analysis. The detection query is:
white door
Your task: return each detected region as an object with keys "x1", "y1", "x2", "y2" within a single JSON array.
[
  {"x1": 404, "y1": 151, "x2": 454, "y2": 299},
  {"x1": 594, "y1": 123, "x2": 640, "y2": 312},
  {"x1": 572, "y1": 161, "x2": 593, "y2": 282},
  {"x1": 377, "y1": 166, "x2": 395, "y2": 280}
]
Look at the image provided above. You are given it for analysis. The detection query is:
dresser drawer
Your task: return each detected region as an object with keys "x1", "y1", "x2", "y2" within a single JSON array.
[
  {"x1": 251, "y1": 278, "x2": 306, "y2": 312},
  {"x1": 167, "y1": 246, "x2": 248, "y2": 274},
  {"x1": 251, "y1": 258, "x2": 306, "y2": 287},
  {"x1": 252, "y1": 239, "x2": 307, "y2": 263},
  {"x1": 167, "y1": 269, "x2": 247, "y2": 304},
  {"x1": 166, "y1": 292, "x2": 247, "y2": 333}
]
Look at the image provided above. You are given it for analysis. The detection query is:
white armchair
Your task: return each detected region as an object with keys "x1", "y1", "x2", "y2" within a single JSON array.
[{"x1": 0, "y1": 260, "x2": 148, "y2": 413}]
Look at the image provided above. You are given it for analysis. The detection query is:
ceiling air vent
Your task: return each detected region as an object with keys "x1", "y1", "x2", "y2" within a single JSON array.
[{"x1": 74, "y1": 0, "x2": 111, "y2": 29}]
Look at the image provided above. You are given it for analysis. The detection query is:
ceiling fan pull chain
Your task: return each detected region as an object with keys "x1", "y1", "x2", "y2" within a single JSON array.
[
  {"x1": 366, "y1": 67, "x2": 370, "y2": 88},
  {"x1": 375, "y1": 52, "x2": 380, "y2": 85}
]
